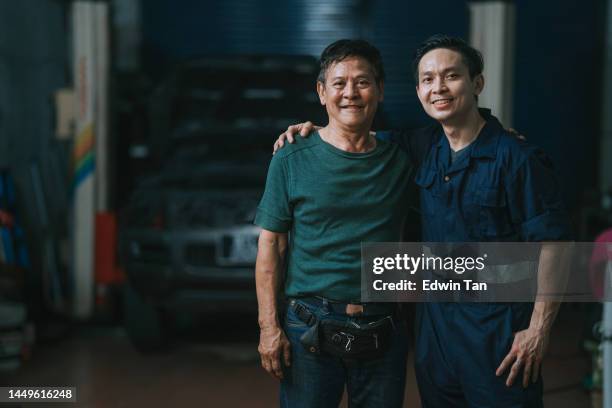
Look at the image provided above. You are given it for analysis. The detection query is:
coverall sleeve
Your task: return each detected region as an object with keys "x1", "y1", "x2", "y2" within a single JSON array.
[{"x1": 505, "y1": 149, "x2": 572, "y2": 241}]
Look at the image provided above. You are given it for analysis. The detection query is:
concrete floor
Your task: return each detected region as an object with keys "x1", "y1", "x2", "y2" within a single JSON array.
[{"x1": 0, "y1": 307, "x2": 594, "y2": 408}]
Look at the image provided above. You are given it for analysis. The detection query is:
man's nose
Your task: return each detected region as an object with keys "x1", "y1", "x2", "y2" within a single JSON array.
[
  {"x1": 433, "y1": 77, "x2": 447, "y2": 93},
  {"x1": 343, "y1": 81, "x2": 358, "y2": 98}
]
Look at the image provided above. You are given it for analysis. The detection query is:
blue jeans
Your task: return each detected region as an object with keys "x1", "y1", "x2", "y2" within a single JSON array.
[{"x1": 280, "y1": 299, "x2": 408, "y2": 408}]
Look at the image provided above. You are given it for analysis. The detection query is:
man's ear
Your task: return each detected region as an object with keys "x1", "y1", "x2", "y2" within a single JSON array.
[
  {"x1": 378, "y1": 80, "x2": 385, "y2": 102},
  {"x1": 316, "y1": 81, "x2": 326, "y2": 105},
  {"x1": 474, "y1": 74, "x2": 484, "y2": 96}
]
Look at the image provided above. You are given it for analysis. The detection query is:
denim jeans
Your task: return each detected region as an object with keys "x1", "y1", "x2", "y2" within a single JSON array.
[{"x1": 280, "y1": 298, "x2": 408, "y2": 408}]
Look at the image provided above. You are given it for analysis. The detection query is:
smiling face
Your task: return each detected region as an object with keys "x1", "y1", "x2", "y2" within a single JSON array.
[
  {"x1": 317, "y1": 56, "x2": 384, "y2": 130},
  {"x1": 416, "y1": 48, "x2": 484, "y2": 125}
]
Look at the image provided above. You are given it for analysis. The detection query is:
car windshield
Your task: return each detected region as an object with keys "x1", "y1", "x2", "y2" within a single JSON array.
[
  {"x1": 142, "y1": 57, "x2": 327, "y2": 190},
  {"x1": 170, "y1": 68, "x2": 324, "y2": 137}
]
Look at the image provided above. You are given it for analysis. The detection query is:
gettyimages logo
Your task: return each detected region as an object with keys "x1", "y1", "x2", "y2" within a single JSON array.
[
  {"x1": 362, "y1": 242, "x2": 580, "y2": 303},
  {"x1": 372, "y1": 253, "x2": 487, "y2": 275}
]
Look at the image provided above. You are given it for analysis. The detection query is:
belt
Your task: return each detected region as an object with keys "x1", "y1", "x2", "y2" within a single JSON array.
[{"x1": 290, "y1": 297, "x2": 396, "y2": 322}]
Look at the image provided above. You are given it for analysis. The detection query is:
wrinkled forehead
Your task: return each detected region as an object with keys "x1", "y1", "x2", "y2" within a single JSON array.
[{"x1": 325, "y1": 56, "x2": 378, "y2": 79}]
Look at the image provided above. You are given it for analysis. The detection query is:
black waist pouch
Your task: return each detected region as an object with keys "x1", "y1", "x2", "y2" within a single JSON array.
[{"x1": 318, "y1": 316, "x2": 394, "y2": 360}]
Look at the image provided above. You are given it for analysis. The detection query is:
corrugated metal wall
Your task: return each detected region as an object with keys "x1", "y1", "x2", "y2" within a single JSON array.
[
  {"x1": 142, "y1": 0, "x2": 361, "y2": 62},
  {"x1": 144, "y1": 0, "x2": 605, "y2": 210},
  {"x1": 513, "y1": 0, "x2": 605, "y2": 208},
  {"x1": 367, "y1": 2, "x2": 468, "y2": 127},
  {"x1": 141, "y1": 0, "x2": 468, "y2": 129}
]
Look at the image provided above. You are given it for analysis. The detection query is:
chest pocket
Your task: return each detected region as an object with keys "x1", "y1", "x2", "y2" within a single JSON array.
[
  {"x1": 414, "y1": 168, "x2": 437, "y2": 216},
  {"x1": 473, "y1": 187, "x2": 514, "y2": 238}
]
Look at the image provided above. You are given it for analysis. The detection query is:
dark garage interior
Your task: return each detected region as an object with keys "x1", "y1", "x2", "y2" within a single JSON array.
[{"x1": 1, "y1": 0, "x2": 612, "y2": 406}]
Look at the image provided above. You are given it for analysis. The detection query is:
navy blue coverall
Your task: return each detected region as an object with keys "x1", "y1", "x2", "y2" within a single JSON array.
[{"x1": 385, "y1": 115, "x2": 571, "y2": 407}]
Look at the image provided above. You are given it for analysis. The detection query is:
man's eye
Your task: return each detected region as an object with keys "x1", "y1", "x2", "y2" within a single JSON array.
[
  {"x1": 357, "y1": 80, "x2": 370, "y2": 87},
  {"x1": 447, "y1": 74, "x2": 458, "y2": 79},
  {"x1": 422, "y1": 78, "x2": 432, "y2": 84},
  {"x1": 333, "y1": 82, "x2": 344, "y2": 88}
]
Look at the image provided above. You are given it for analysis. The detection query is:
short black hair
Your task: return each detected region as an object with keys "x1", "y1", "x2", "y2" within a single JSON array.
[
  {"x1": 412, "y1": 35, "x2": 484, "y2": 83},
  {"x1": 318, "y1": 39, "x2": 385, "y2": 85}
]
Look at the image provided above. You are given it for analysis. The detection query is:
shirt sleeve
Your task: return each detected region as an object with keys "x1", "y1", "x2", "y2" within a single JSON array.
[
  {"x1": 505, "y1": 149, "x2": 572, "y2": 241},
  {"x1": 254, "y1": 154, "x2": 293, "y2": 232}
]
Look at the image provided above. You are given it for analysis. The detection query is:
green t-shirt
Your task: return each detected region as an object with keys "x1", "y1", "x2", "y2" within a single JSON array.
[{"x1": 254, "y1": 131, "x2": 413, "y2": 302}]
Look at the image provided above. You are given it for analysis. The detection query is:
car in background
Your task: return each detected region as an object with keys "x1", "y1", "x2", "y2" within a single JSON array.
[{"x1": 119, "y1": 55, "x2": 327, "y2": 351}]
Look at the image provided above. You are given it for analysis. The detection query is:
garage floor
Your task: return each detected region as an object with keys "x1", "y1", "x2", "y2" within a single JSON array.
[{"x1": 0, "y1": 306, "x2": 594, "y2": 408}]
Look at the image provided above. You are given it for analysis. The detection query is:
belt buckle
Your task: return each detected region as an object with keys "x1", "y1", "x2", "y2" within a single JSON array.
[{"x1": 345, "y1": 304, "x2": 364, "y2": 316}]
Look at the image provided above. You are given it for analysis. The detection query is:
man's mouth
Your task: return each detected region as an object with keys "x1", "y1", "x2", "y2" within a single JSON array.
[
  {"x1": 432, "y1": 98, "x2": 453, "y2": 106},
  {"x1": 341, "y1": 105, "x2": 364, "y2": 109}
]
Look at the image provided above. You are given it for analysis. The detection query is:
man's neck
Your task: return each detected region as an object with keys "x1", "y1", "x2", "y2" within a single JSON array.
[
  {"x1": 319, "y1": 122, "x2": 375, "y2": 153},
  {"x1": 441, "y1": 109, "x2": 486, "y2": 152}
]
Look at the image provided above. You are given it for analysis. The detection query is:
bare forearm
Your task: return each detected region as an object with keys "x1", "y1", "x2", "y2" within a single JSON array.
[
  {"x1": 498, "y1": 242, "x2": 572, "y2": 386},
  {"x1": 530, "y1": 242, "x2": 569, "y2": 332},
  {"x1": 256, "y1": 263, "x2": 280, "y2": 329},
  {"x1": 530, "y1": 301, "x2": 559, "y2": 333},
  {"x1": 255, "y1": 231, "x2": 287, "y2": 329}
]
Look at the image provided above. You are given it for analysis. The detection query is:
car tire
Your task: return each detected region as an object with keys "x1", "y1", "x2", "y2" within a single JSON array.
[{"x1": 123, "y1": 281, "x2": 174, "y2": 353}]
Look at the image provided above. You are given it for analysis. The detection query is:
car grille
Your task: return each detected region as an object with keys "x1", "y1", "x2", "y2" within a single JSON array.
[
  {"x1": 130, "y1": 242, "x2": 172, "y2": 265},
  {"x1": 167, "y1": 192, "x2": 259, "y2": 228},
  {"x1": 184, "y1": 243, "x2": 217, "y2": 267}
]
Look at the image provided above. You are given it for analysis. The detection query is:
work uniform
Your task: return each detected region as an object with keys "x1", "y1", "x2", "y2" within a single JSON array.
[{"x1": 401, "y1": 116, "x2": 571, "y2": 407}]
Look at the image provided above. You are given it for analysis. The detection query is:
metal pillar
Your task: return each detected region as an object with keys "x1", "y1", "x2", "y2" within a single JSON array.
[{"x1": 468, "y1": 1, "x2": 515, "y2": 127}]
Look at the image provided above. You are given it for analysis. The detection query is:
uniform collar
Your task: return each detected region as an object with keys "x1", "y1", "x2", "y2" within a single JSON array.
[
  {"x1": 470, "y1": 115, "x2": 503, "y2": 159},
  {"x1": 433, "y1": 112, "x2": 503, "y2": 160}
]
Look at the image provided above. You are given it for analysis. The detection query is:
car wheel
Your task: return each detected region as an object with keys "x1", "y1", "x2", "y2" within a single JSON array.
[{"x1": 123, "y1": 281, "x2": 174, "y2": 353}]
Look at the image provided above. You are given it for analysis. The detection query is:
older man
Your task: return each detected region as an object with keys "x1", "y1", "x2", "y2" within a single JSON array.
[{"x1": 255, "y1": 39, "x2": 412, "y2": 408}]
